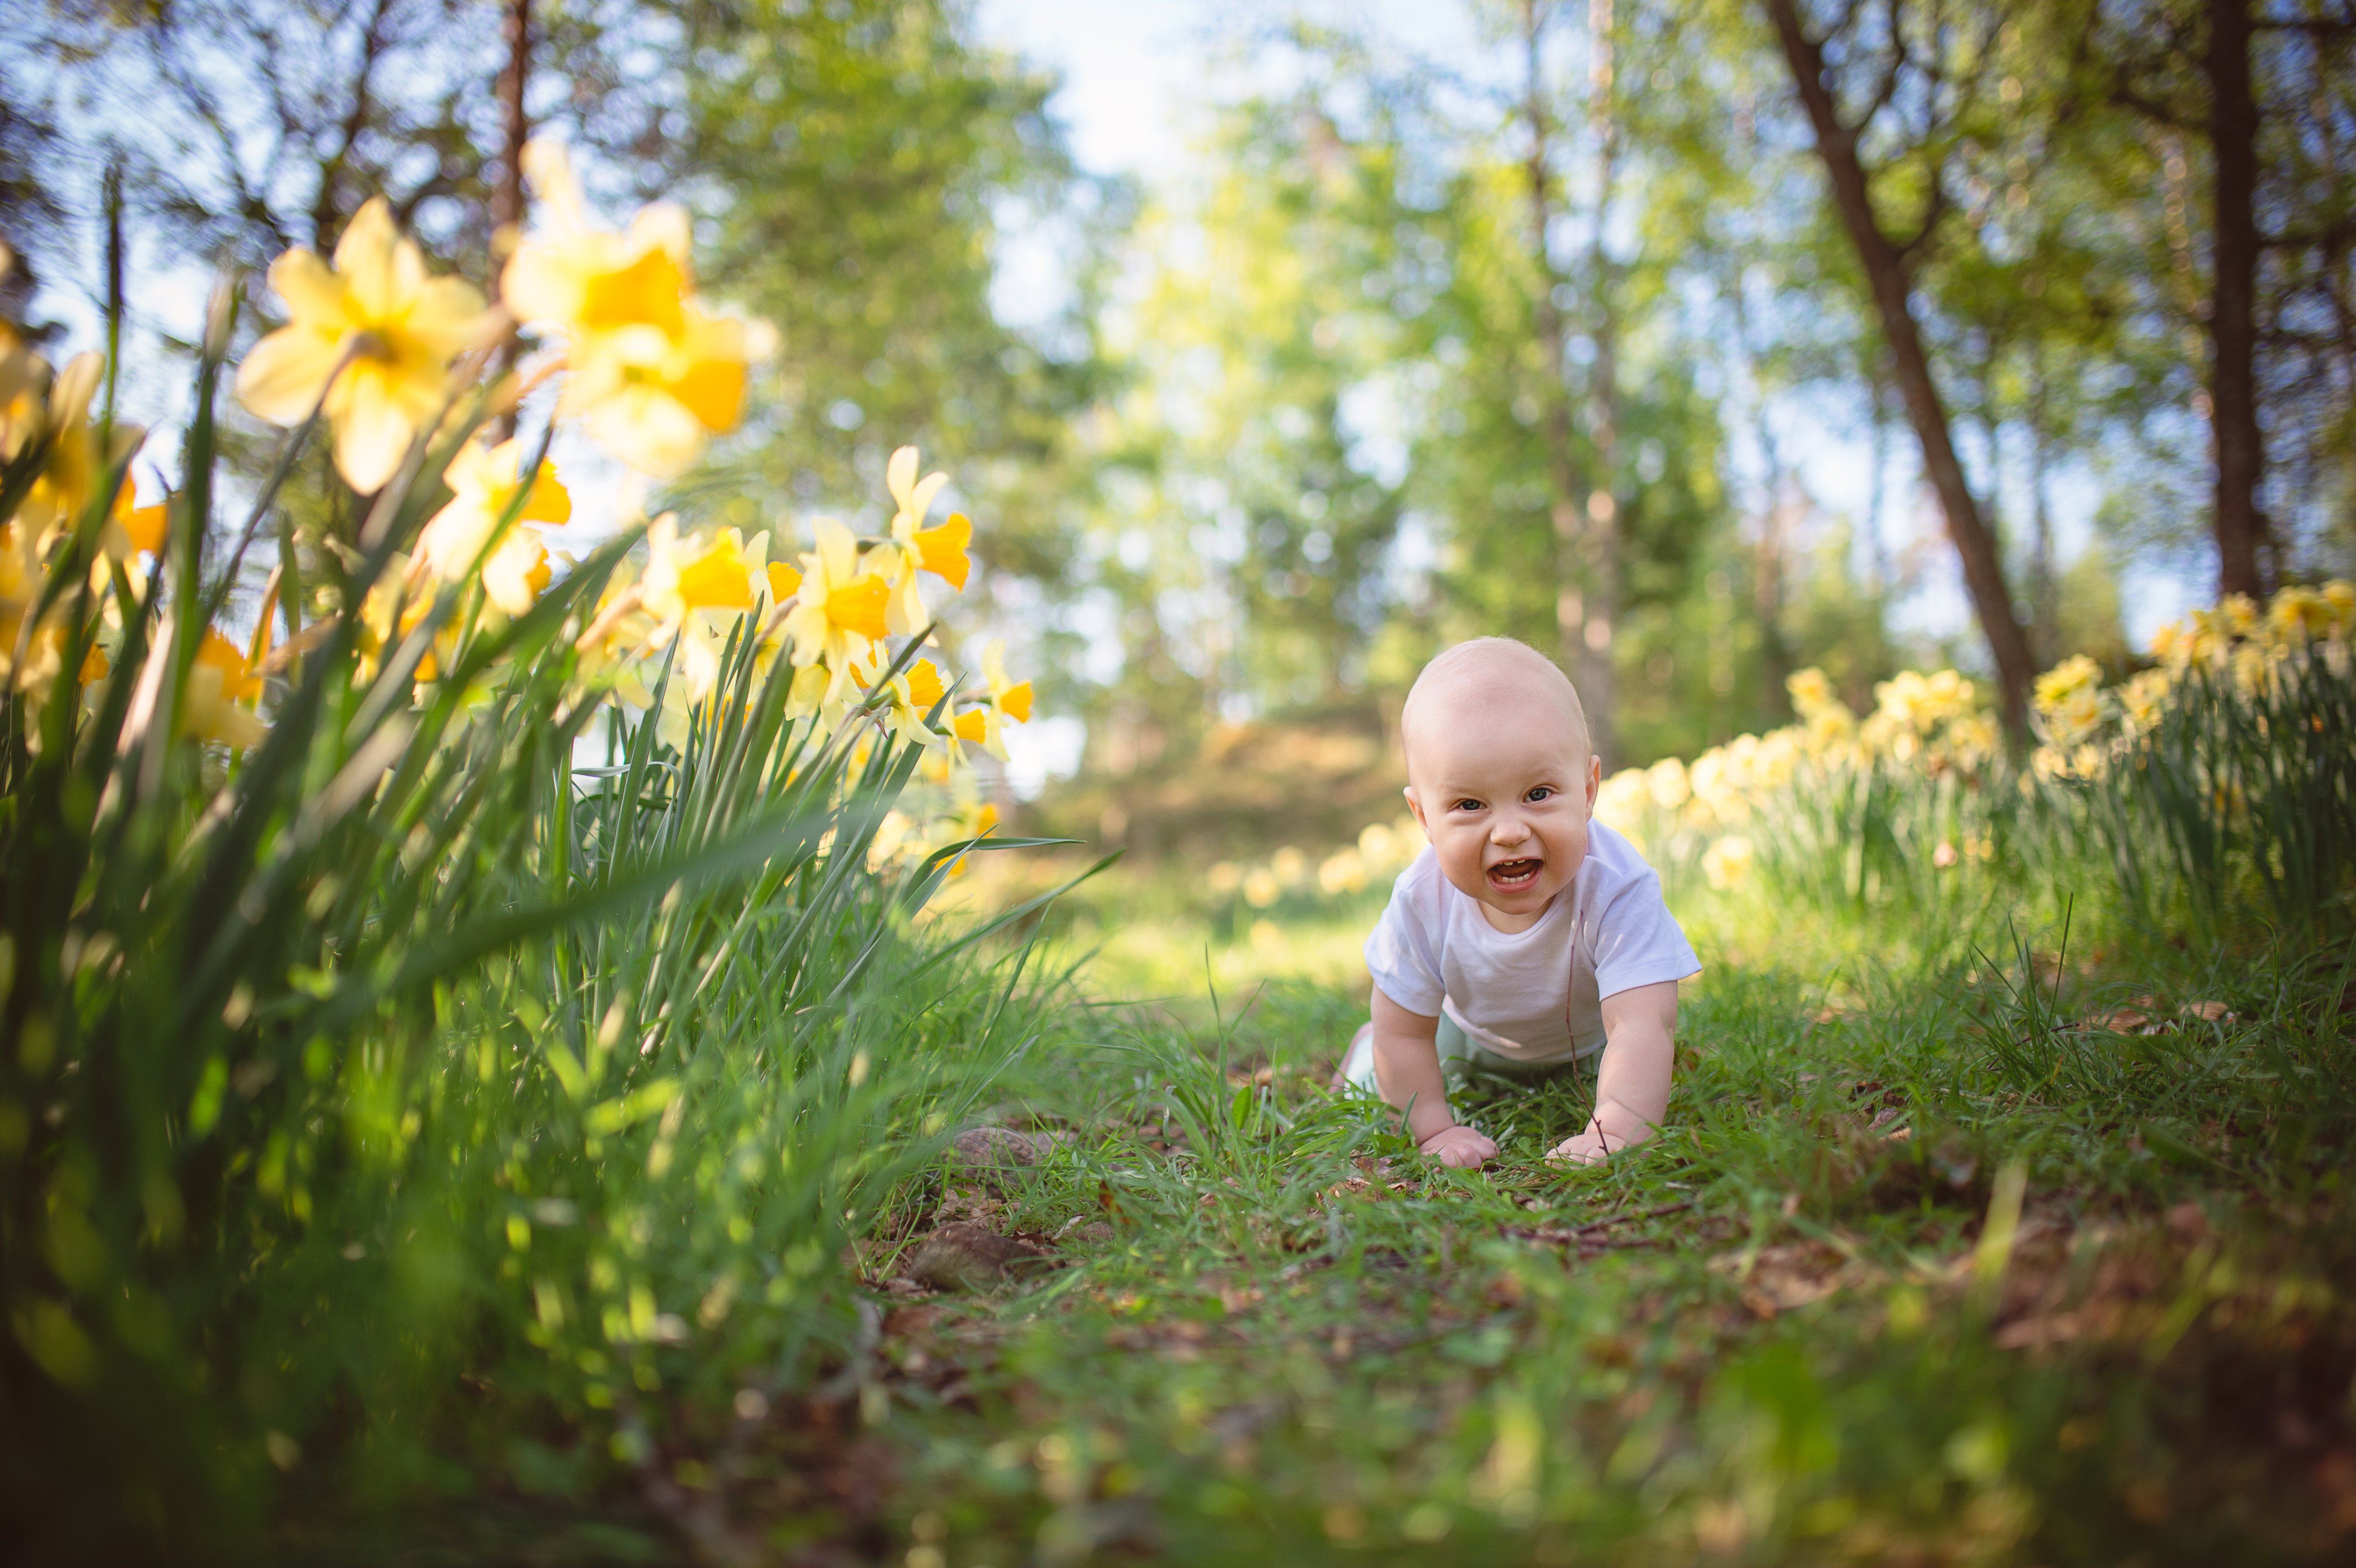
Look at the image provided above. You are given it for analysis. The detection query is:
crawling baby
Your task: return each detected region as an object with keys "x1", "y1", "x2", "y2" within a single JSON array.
[{"x1": 1340, "y1": 638, "x2": 1700, "y2": 1168}]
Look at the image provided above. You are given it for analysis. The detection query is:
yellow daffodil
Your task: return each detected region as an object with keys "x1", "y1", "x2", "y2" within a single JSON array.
[
  {"x1": 1785, "y1": 667, "x2": 1836, "y2": 718},
  {"x1": 480, "y1": 530, "x2": 554, "y2": 618},
  {"x1": 780, "y1": 518, "x2": 890, "y2": 699},
  {"x1": 416, "y1": 437, "x2": 570, "y2": 614},
  {"x1": 2323, "y1": 580, "x2": 2354, "y2": 630},
  {"x1": 2040, "y1": 684, "x2": 2105, "y2": 749},
  {"x1": 563, "y1": 306, "x2": 766, "y2": 476},
  {"x1": 502, "y1": 140, "x2": 695, "y2": 339},
  {"x1": 504, "y1": 142, "x2": 771, "y2": 476},
  {"x1": 2118, "y1": 668, "x2": 2170, "y2": 734},
  {"x1": 107, "y1": 481, "x2": 169, "y2": 559},
  {"x1": 642, "y1": 516, "x2": 760, "y2": 626},
  {"x1": 905, "y1": 657, "x2": 947, "y2": 713},
  {"x1": 22, "y1": 353, "x2": 147, "y2": 551},
  {"x1": 2033, "y1": 655, "x2": 2102, "y2": 715},
  {"x1": 237, "y1": 198, "x2": 491, "y2": 493},
  {"x1": 179, "y1": 628, "x2": 267, "y2": 747},
  {"x1": 981, "y1": 637, "x2": 1032, "y2": 723},
  {"x1": 1702, "y1": 835, "x2": 1755, "y2": 891},
  {"x1": 879, "y1": 445, "x2": 974, "y2": 633},
  {"x1": 859, "y1": 654, "x2": 947, "y2": 753},
  {"x1": 357, "y1": 556, "x2": 458, "y2": 685},
  {"x1": 946, "y1": 639, "x2": 1031, "y2": 762}
]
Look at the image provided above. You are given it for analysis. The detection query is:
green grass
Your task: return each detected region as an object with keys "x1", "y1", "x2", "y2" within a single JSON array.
[{"x1": 726, "y1": 885, "x2": 2356, "y2": 1567}]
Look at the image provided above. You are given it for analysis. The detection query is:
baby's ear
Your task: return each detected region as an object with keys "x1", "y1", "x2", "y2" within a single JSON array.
[{"x1": 1402, "y1": 785, "x2": 1426, "y2": 832}]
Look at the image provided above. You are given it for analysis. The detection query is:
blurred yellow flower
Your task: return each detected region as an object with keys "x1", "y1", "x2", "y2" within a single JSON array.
[
  {"x1": 109, "y1": 481, "x2": 169, "y2": 559},
  {"x1": 1785, "y1": 667, "x2": 1835, "y2": 717},
  {"x1": 417, "y1": 438, "x2": 569, "y2": 610},
  {"x1": 503, "y1": 141, "x2": 771, "y2": 476},
  {"x1": 22, "y1": 353, "x2": 146, "y2": 549},
  {"x1": 2041, "y1": 685, "x2": 2105, "y2": 750},
  {"x1": 1645, "y1": 757, "x2": 1691, "y2": 811},
  {"x1": 238, "y1": 197, "x2": 490, "y2": 493},
  {"x1": 1702, "y1": 835, "x2": 1754, "y2": 891},
  {"x1": 945, "y1": 638, "x2": 1029, "y2": 762},
  {"x1": 2033, "y1": 655, "x2": 2102, "y2": 714},
  {"x1": 480, "y1": 531, "x2": 553, "y2": 618},
  {"x1": 180, "y1": 628, "x2": 267, "y2": 747},
  {"x1": 2118, "y1": 668, "x2": 2170, "y2": 733},
  {"x1": 1242, "y1": 866, "x2": 1281, "y2": 908},
  {"x1": 565, "y1": 306, "x2": 763, "y2": 476},
  {"x1": 981, "y1": 637, "x2": 1032, "y2": 723},
  {"x1": 503, "y1": 140, "x2": 694, "y2": 338}
]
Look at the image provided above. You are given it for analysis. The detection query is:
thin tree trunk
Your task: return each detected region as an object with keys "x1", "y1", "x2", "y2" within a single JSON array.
[
  {"x1": 1577, "y1": 0, "x2": 1622, "y2": 764},
  {"x1": 2206, "y1": 0, "x2": 2267, "y2": 599},
  {"x1": 1762, "y1": 0, "x2": 2037, "y2": 733},
  {"x1": 2029, "y1": 351, "x2": 2057, "y2": 664},
  {"x1": 1729, "y1": 264, "x2": 1790, "y2": 720},
  {"x1": 1518, "y1": 0, "x2": 1612, "y2": 763},
  {"x1": 1864, "y1": 355, "x2": 1891, "y2": 593},
  {"x1": 490, "y1": 0, "x2": 533, "y2": 441}
]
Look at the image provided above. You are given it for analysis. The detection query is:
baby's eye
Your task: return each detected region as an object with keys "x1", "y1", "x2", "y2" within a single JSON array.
[
  {"x1": 1526, "y1": 785, "x2": 1556, "y2": 803},
  {"x1": 1452, "y1": 797, "x2": 1483, "y2": 813}
]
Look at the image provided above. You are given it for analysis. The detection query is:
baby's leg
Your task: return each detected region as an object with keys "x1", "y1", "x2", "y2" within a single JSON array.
[{"x1": 1336, "y1": 1020, "x2": 1378, "y2": 1092}]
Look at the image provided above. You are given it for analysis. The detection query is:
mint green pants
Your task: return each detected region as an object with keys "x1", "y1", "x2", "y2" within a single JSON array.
[{"x1": 1340, "y1": 1013, "x2": 1581, "y2": 1109}]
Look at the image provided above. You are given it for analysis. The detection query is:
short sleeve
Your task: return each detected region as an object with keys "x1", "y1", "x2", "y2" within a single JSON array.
[
  {"x1": 1589, "y1": 863, "x2": 1702, "y2": 999},
  {"x1": 1364, "y1": 854, "x2": 1446, "y2": 1016}
]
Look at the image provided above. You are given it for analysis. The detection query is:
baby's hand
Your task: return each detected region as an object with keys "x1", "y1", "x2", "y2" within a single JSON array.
[
  {"x1": 1418, "y1": 1124, "x2": 1497, "y2": 1169},
  {"x1": 1546, "y1": 1128, "x2": 1614, "y2": 1166}
]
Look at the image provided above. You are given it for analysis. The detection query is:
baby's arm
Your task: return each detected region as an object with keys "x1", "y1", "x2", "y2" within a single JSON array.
[
  {"x1": 1369, "y1": 986, "x2": 1498, "y2": 1169},
  {"x1": 1549, "y1": 980, "x2": 1678, "y2": 1166}
]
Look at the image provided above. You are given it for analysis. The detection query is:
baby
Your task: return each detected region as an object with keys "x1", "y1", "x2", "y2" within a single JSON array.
[{"x1": 1341, "y1": 638, "x2": 1700, "y2": 1168}]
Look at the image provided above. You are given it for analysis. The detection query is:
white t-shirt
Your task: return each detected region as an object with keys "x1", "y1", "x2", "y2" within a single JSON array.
[{"x1": 1363, "y1": 822, "x2": 1701, "y2": 1065}]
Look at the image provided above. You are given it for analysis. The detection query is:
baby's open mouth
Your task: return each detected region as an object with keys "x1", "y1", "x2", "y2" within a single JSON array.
[{"x1": 1486, "y1": 857, "x2": 1542, "y2": 892}]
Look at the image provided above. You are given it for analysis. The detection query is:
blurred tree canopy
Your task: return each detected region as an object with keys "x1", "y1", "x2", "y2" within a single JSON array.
[{"x1": 0, "y1": 0, "x2": 2346, "y2": 798}]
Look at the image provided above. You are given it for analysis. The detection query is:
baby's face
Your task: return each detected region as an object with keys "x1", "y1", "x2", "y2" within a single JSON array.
[{"x1": 1403, "y1": 686, "x2": 1600, "y2": 933}]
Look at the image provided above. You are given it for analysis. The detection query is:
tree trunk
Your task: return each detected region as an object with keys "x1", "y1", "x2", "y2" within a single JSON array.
[
  {"x1": 490, "y1": 0, "x2": 533, "y2": 440},
  {"x1": 2029, "y1": 351, "x2": 2057, "y2": 664},
  {"x1": 1577, "y1": 0, "x2": 1622, "y2": 764},
  {"x1": 1762, "y1": 0, "x2": 2038, "y2": 733},
  {"x1": 2206, "y1": 0, "x2": 2267, "y2": 600},
  {"x1": 1519, "y1": 0, "x2": 1615, "y2": 765}
]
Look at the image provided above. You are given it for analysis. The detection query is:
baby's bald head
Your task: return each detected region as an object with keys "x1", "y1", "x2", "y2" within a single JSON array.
[{"x1": 1401, "y1": 638, "x2": 1591, "y2": 787}]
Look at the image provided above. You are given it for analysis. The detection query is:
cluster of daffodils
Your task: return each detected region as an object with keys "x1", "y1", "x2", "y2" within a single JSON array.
[
  {"x1": 4, "y1": 146, "x2": 1035, "y2": 856},
  {"x1": 1206, "y1": 815, "x2": 1427, "y2": 910},
  {"x1": 0, "y1": 264, "x2": 233, "y2": 740},
  {"x1": 2030, "y1": 580, "x2": 2354, "y2": 779},
  {"x1": 576, "y1": 457, "x2": 1026, "y2": 780},
  {"x1": 1592, "y1": 664, "x2": 2003, "y2": 888},
  {"x1": 232, "y1": 146, "x2": 1028, "y2": 787}
]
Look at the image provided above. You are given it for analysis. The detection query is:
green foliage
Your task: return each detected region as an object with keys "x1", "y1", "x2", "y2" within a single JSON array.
[{"x1": 0, "y1": 294, "x2": 1048, "y2": 1558}]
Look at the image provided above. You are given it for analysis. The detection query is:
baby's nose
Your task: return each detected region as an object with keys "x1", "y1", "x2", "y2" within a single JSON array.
[{"x1": 1490, "y1": 815, "x2": 1530, "y2": 845}]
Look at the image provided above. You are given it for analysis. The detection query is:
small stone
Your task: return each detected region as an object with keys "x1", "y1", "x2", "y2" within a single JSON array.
[
  {"x1": 901, "y1": 1221, "x2": 1049, "y2": 1293},
  {"x1": 949, "y1": 1126, "x2": 1066, "y2": 1170}
]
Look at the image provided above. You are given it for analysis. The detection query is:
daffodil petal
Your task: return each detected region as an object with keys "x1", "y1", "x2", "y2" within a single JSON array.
[
  {"x1": 334, "y1": 372, "x2": 418, "y2": 493},
  {"x1": 237, "y1": 326, "x2": 347, "y2": 425}
]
